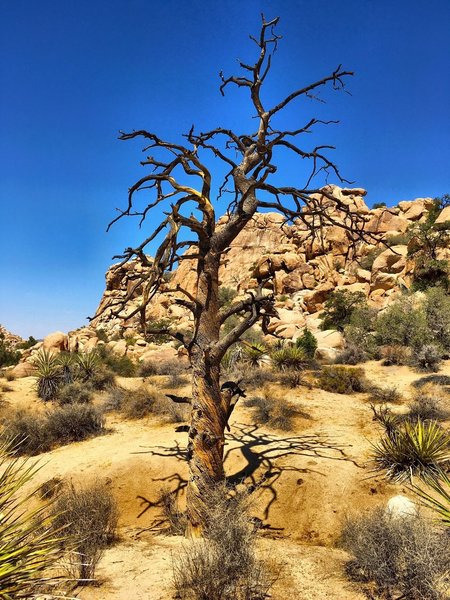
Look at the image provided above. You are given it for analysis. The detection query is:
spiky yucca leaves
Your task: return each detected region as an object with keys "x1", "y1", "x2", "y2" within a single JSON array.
[
  {"x1": 242, "y1": 343, "x2": 269, "y2": 368},
  {"x1": 76, "y1": 351, "x2": 100, "y2": 382},
  {"x1": 372, "y1": 419, "x2": 450, "y2": 482},
  {"x1": 412, "y1": 472, "x2": 450, "y2": 528},
  {"x1": 57, "y1": 352, "x2": 75, "y2": 385},
  {"x1": 370, "y1": 404, "x2": 402, "y2": 440},
  {"x1": 270, "y1": 346, "x2": 305, "y2": 371},
  {"x1": 33, "y1": 350, "x2": 61, "y2": 401},
  {"x1": 0, "y1": 439, "x2": 63, "y2": 598}
]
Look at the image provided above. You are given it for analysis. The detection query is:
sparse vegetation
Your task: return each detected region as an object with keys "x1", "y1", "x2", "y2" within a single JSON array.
[
  {"x1": 371, "y1": 419, "x2": 450, "y2": 482},
  {"x1": 408, "y1": 385, "x2": 449, "y2": 422},
  {"x1": 173, "y1": 483, "x2": 275, "y2": 600},
  {"x1": 319, "y1": 289, "x2": 366, "y2": 331},
  {"x1": 244, "y1": 390, "x2": 306, "y2": 430},
  {"x1": 96, "y1": 345, "x2": 136, "y2": 377},
  {"x1": 342, "y1": 507, "x2": 450, "y2": 599},
  {"x1": 295, "y1": 329, "x2": 317, "y2": 359},
  {"x1": 0, "y1": 332, "x2": 20, "y2": 368},
  {"x1": 51, "y1": 480, "x2": 118, "y2": 584},
  {"x1": 317, "y1": 366, "x2": 366, "y2": 394},
  {"x1": 270, "y1": 345, "x2": 305, "y2": 371},
  {"x1": 57, "y1": 381, "x2": 93, "y2": 405},
  {"x1": 0, "y1": 439, "x2": 64, "y2": 597}
]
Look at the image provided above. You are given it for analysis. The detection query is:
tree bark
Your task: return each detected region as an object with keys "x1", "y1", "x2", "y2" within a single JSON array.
[{"x1": 186, "y1": 251, "x2": 229, "y2": 534}]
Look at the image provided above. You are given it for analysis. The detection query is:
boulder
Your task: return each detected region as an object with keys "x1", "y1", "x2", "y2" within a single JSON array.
[
  {"x1": 139, "y1": 346, "x2": 179, "y2": 364},
  {"x1": 303, "y1": 281, "x2": 335, "y2": 313},
  {"x1": 11, "y1": 362, "x2": 35, "y2": 378},
  {"x1": 314, "y1": 330, "x2": 345, "y2": 350},
  {"x1": 372, "y1": 246, "x2": 407, "y2": 273},
  {"x1": 435, "y1": 205, "x2": 450, "y2": 225},
  {"x1": 386, "y1": 495, "x2": 417, "y2": 519},
  {"x1": 42, "y1": 331, "x2": 68, "y2": 353}
]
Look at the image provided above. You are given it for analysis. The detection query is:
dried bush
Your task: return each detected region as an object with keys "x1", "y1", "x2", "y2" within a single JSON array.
[
  {"x1": 371, "y1": 419, "x2": 450, "y2": 482},
  {"x1": 412, "y1": 375, "x2": 450, "y2": 390},
  {"x1": 51, "y1": 481, "x2": 118, "y2": 584},
  {"x1": 413, "y1": 344, "x2": 443, "y2": 372},
  {"x1": 335, "y1": 343, "x2": 367, "y2": 365},
  {"x1": 368, "y1": 385, "x2": 401, "y2": 403},
  {"x1": 121, "y1": 387, "x2": 158, "y2": 419},
  {"x1": 157, "y1": 487, "x2": 187, "y2": 535},
  {"x1": 407, "y1": 385, "x2": 449, "y2": 422},
  {"x1": 157, "y1": 359, "x2": 190, "y2": 387},
  {"x1": 4, "y1": 370, "x2": 16, "y2": 382},
  {"x1": 173, "y1": 484, "x2": 275, "y2": 600},
  {"x1": 317, "y1": 366, "x2": 366, "y2": 394},
  {"x1": 1, "y1": 410, "x2": 53, "y2": 455},
  {"x1": 238, "y1": 365, "x2": 278, "y2": 388},
  {"x1": 138, "y1": 361, "x2": 158, "y2": 377},
  {"x1": 381, "y1": 344, "x2": 412, "y2": 366},
  {"x1": 87, "y1": 365, "x2": 116, "y2": 390},
  {"x1": 57, "y1": 381, "x2": 93, "y2": 405},
  {"x1": 280, "y1": 369, "x2": 304, "y2": 388},
  {"x1": 341, "y1": 507, "x2": 450, "y2": 599},
  {"x1": 46, "y1": 404, "x2": 105, "y2": 444},
  {"x1": 244, "y1": 391, "x2": 305, "y2": 431}
]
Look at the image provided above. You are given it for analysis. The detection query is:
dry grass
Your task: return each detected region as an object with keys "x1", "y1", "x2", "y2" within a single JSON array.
[{"x1": 244, "y1": 388, "x2": 308, "y2": 431}]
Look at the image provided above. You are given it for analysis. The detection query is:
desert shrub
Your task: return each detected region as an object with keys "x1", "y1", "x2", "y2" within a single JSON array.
[
  {"x1": 335, "y1": 343, "x2": 367, "y2": 365},
  {"x1": 343, "y1": 304, "x2": 379, "y2": 358},
  {"x1": 157, "y1": 487, "x2": 187, "y2": 535},
  {"x1": 96, "y1": 346, "x2": 136, "y2": 377},
  {"x1": 121, "y1": 387, "x2": 158, "y2": 419},
  {"x1": 145, "y1": 318, "x2": 176, "y2": 344},
  {"x1": 1, "y1": 383, "x2": 13, "y2": 392},
  {"x1": 295, "y1": 329, "x2": 317, "y2": 359},
  {"x1": 413, "y1": 344, "x2": 443, "y2": 372},
  {"x1": 319, "y1": 289, "x2": 366, "y2": 331},
  {"x1": 51, "y1": 481, "x2": 118, "y2": 584},
  {"x1": 407, "y1": 385, "x2": 449, "y2": 422},
  {"x1": 244, "y1": 391, "x2": 304, "y2": 430},
  {"x1": 87, "y1": 365, "x2": 116, "y2": 390},
  {"x1": 242, "y1": 343, "x2": 269, "y2": 368},
  {"x1": 4, "y1": 370, "x2": 16, "y2": 381},
  {"x1": 149, "y1": 359, "x2": 190, "y2": 387},
  {"x1": 280, "y1": 368, "x2": 304, "y2": 388},
  {"x1": 372, "y1": 202, "x2": 386, "y2": 209},
  {"x1": 47, "y1": 404, "x2": 105, "y2": 444},
  {"x1": 270, "y1": 345, "x2": 305, "y2": 371},
  {"x1": 33, "y1": 349, "x2": 62, "y2": 401},
  {"x1": 371, "y1": 419, "x2": 450, "y2": 482},
  {"x1": 153, "y1": 395, "x2": 190, "y2": 423},
  {"x1": 1, "y1": 410, "x2": 53, "y2": 455},
  {"x1": 375, "y1": 299, "x2": 430, "y2": 349},
  {"x1": 381, "y1": 344, "x2": 412, "y2": 366},
  {"x1": 341, "y1": 507, "x2": 450, "y2": 599},
  {"x1": 317, "y1": 366, "x2": 366, "y2": 394},
  {"x1": 237, "y1": 365, "x2": 278, "y2": 388},
  {"x1": 412, "y1": 256, "x2": 450, "y2": 291},
  {"x1": 17, "y1": 335, "x2": 38, "y2": 350},
  {"x1": 218, "y1": 286, "x2": 238, "y2": 308},
  {"x1": 173, "y1": 483, "x2": 275, "y2": 600},
  {"x1": 368, "y1": 385, "x2": 401, "y2": 403},
  {"x1": 385, "y1": 232, "x2": 411, "y2": 246},
  {"x1": 0, "y1": 439, "x2": 64, "y2": 596},
  {"x1": 359, "y1": 247, "x2": 383, "y2": 271},
  {"x1": 95, "y1": 328, "x2": 109, "y2": 342},
  {"x1": 57, "y1": 381, "x2": 93, "y2": 405},
  {"x1": 423, "y1": 287, "x2": 450, "y2": 352},
  {"x1": 138, "y1": 361, "x2": 158, "y2": 377},
  {"x1": 0, "y1": 333, "x2": 20, "y2": 368}
]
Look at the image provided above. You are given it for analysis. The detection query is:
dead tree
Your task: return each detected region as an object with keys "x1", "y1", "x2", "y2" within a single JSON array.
[{"x1": 99, "y1": 15, "x2": 373, "y2": 534}]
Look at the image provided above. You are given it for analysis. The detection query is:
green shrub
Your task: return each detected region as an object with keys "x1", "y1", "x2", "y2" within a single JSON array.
[
  {"x1": 218, "y1": 287, "x2": 238, "y2": 308},
  {"x1": 270, "y1": 345, "x2": 305, "y2": 371},
  {"x1": 317, "y1": 366, "x2": 366, "y2": 394},
  {"x1": 372, "y1": 202, "x2": 386, "y2": 208},
  {"x1": 359, "y1": 247, "x2": 383, "y2": 271},
  {"x1": 242, "y1": 343, "x2": 268, "y2": 367},
  {"x1": 57, "y1": 381, "x2": 93, "y2": 406},
  {"x1": 33, "y1": 350, "x2": 61, "y2": 401},
  {"x1": 17, "y1": 335, "x2": 38, "y2": 350},
  {"x1": 423, "y1": 287, "x2": 450, "y2": 352},
  {"x1": 371, "y1": 419, "x2": 450, "y2": 482},
  {"x1": 51, "y1": 481, "x2": 118, "y2": 584},
  {"x1": 341, "y1": 508, "x2": 450, "y2": 599},
  {"x1": 375, "y1": 298, "x2": 430, "y2": 349},
  {"x1": 412, "y1": 256, "x2": 450, "y2": 291},
  {"x1": 295, "y1": 329, "x2": 317, "y2": 359},
  {"x1": 319, "y1": 290, "x2": 366, "y2": 331},
  {"x1": 57, "y1": 352, "x2": 76, "y2": 385},
  {"x1": 96, "y1": 346, "x2": 136, "y2": 377},
  {"x1": 88, "y1": 365, "x2": 116, "y2": 390},
  {"x1": 0, "y1": 333, "x2": 20, "y2": 368},
  {"x1": 412, "y1": 472, "x2": 450, "y2": 529},
  {"x1": 0, "y1": 440, "x2": 64, "y2": 596},
  {"x1": 95, "y1": 328, "x2": 109, "y2": 342}
]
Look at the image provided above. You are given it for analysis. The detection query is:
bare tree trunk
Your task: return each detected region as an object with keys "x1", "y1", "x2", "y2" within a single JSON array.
[{"x1": 186, "y1": 252, "x2": 228, "y2": 535}]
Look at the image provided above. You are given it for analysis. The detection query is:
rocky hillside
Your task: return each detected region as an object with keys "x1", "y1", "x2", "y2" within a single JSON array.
[
  {"x1": 11, "y1": 185, "x2": 449, "y2": 372},
  {"x1": 0, "y1": 325, "x2": 24, "y2": 348}
]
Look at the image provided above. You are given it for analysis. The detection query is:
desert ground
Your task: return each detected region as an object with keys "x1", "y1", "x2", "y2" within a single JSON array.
[{"x1": 2, "y1": 359, "x2": 449, "y2": 599}]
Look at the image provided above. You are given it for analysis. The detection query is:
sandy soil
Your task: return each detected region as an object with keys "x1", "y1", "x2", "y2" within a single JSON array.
[{"x1": 1, "y1": 360, "x2": 449, "y2": 599}]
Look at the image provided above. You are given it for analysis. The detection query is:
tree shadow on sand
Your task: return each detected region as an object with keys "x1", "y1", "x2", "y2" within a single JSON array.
[{"x1": 132, "y1": 422, "x2": 361, "y2": 531}]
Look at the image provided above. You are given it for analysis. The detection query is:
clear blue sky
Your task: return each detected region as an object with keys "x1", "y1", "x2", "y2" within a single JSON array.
[{"x1": 1, "y1": 0, "x2": 449, "y2": 338}]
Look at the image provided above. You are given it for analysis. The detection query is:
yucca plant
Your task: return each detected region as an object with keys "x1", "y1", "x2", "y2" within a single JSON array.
[
  {"x1": 242, "y1": 342, "x2": 268, "y2": 367},
  {"x1": 76, "y1": 351, "x2": 100, "y2": 381},
  {"x1": 57, "y1": 352, "x2": 76, "y2": 385},
  {"x1": 411, "y1": 472, "x2": 450, "y2": 528},
  {"x1": 33, "y1": 350, "x2": 61, "y2": 401},
  {"x1": 0, "y1": 439, "x2": 63, "y2": 597},
  {"x1": 270, "y1": 345, "x2": 305, "y2": 371},
  {"x1": 370, "y1": 404, "x2": 402, "y2": 440},
  {"x1": 371, "y1": 419, "x2": 450, "y2": 482}
]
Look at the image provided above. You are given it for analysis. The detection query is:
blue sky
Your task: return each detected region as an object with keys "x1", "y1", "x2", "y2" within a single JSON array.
[{"x1": 1, "y1": 0, "x2": 449, "y2": 338}]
